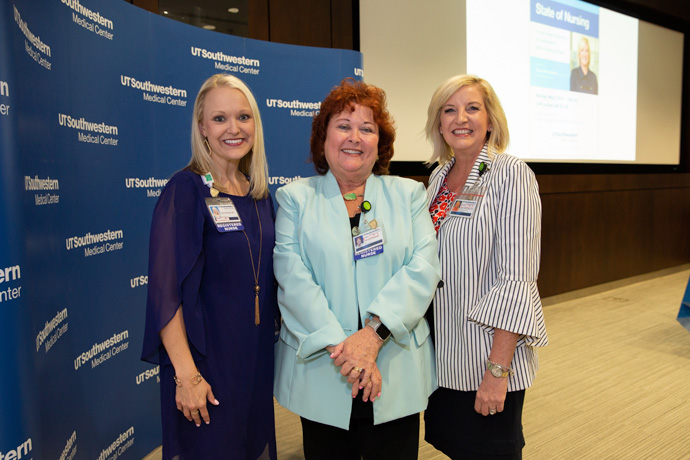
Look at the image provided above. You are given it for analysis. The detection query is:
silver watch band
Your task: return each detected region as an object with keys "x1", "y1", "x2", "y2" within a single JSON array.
[
  {"x1": 367, "y1": 318, "x2": 391, "y2": 341},
  {"x1": 486, "y1": 359, "x2": 514, "y2": 378}
]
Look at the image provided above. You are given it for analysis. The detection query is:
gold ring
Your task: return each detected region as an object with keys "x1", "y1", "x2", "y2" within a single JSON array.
[
  {"x1": 489, "y1": 409, "x2": 497, "y2": 415},
  {"x1": 353, "y1": 367, "x2": 363, "y2": 373}
]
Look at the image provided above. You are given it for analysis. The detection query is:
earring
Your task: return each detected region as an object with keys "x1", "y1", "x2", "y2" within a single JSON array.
[{"x1": 204, "y1": 137, "x2": 212, "y2": 155}]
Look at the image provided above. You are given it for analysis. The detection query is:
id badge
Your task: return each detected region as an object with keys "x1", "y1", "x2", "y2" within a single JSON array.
[
  {"x1": 449, "y1": 185, "x2": 486, "y2": 218},
  {"x1": 353, "y1": 219, "x2": 384, "y2": 261},
  {"x1": 205, "y1": 197, "x2": 243, "y2": 232}
]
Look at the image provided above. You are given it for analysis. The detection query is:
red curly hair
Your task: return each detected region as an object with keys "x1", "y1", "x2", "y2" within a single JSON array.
[{"x1": 310, "y1": 78, "x2": 395, "y2": 175}]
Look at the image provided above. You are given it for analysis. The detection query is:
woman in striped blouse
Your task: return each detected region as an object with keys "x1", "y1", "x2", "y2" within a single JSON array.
[{"x1": 423, "y1": 75, "x2": 549, "y2": 459}]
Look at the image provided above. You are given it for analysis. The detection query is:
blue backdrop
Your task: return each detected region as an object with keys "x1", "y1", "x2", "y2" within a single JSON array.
[
  {"x1": 678, "y1": 275, "x2": 690, "y2": 333},
  {"x1": 0, "y1": 1, "x2": 362, "y2": 458}
]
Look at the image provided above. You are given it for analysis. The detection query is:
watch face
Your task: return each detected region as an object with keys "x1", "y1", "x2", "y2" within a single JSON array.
[
  {"x1": 370, "y1": 320, "x2": 391, "y2": 340},
  {"x1": 377, "y1": 324, "x2": 391, "y2": 340},
  {"x1": 487, "y1": 361, "x2": 506, "y2": 378}
]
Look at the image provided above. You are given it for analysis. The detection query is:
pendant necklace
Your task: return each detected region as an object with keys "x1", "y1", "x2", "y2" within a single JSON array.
[
  {"x1": 241, "y1": 200, "x2": 262, "y2": 325},
  {"x1": 343, "y1": 192, "x2": 369, "y2": 211},
  {"x1": 343, "y1": 189, "x2": 373, "y2": 235}
]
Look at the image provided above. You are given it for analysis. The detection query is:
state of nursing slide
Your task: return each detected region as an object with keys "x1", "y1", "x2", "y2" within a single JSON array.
[{"x1": 467, "y1": 0, "x2": 638, "y2": 163}]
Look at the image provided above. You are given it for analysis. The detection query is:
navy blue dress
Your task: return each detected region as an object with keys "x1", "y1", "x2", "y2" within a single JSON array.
[{"x1": 142, "y1": 170, "x2": 277, "y2": 460}]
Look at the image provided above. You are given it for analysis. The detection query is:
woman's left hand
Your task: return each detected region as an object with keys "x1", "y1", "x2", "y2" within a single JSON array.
[
  {"x1": 475, "y1": 329, "x2": 518, "y2": 416},
  {"x1": 474, "y1": 370, "x2": 508, "y2": 416},
  {"x1": 352, "y1": 362, "x2": 382, "y2": 402}
]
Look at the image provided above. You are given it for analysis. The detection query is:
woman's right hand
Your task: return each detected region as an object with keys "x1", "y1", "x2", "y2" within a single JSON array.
[
  {"x1": 160, "y1": 307, "x2": 220, "y2": 426},
  {"x1": 175, "y1": 374, "x2": 219, "y2": 427}
]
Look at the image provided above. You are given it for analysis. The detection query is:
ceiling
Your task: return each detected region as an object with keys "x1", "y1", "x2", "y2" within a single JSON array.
[{"x1": 158, "y1": 0, "x2": 250, "y2": 37}]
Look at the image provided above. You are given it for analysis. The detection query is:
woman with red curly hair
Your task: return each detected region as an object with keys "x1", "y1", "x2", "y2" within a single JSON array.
[{"x1": 273, "y1": 78, "x2": 441, "y2": 459}]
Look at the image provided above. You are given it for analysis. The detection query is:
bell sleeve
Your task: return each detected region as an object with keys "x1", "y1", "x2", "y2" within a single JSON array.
[
  {"x1": 467, "y1": 161, "x2": 548, "y2": 347},
  {"x1": 141, "y1": 173, "x2": 207, "y2": 364}
]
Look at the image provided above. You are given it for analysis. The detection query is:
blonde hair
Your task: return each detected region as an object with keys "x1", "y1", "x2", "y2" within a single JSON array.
[
  {"x1": 187, "y1": 74, "x2": 269, "y2": 199},
  {"x1": 578, "y1": 37, "x2": 591, "y2": 67},
  {"x1": 425, "y1": 74, "x2": 509, "y2": 165}
]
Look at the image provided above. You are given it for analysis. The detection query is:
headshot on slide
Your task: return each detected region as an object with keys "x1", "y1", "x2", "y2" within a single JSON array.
[{"x1": 570, "y1": 35, "x2": 598, "y2": 95}]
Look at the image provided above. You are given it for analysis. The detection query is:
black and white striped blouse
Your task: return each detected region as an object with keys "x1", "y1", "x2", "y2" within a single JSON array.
[{"x1": 426, "y1": 146, "x2": 549, "y2": 392}]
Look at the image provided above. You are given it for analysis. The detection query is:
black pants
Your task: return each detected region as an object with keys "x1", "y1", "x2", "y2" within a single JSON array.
[
  {"x1": 425, "y1": 387, "x2": 525, "y2": 460},
  {"x1": 301, "y1": 399, "x2": 420, "y2": 460}
]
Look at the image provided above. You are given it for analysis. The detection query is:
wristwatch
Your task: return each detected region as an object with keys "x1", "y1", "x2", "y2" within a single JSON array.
[
  {"x1": 486, "y1": 359, "x2": 514, "y2": 378},
  {"x1": 367, "y1": 317, "x2": 391, "y2": 341}
]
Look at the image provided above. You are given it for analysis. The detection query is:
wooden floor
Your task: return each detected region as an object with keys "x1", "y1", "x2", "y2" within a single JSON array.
[{"x1": 145, "y1": 264, "x2": 690, "y2": 460}]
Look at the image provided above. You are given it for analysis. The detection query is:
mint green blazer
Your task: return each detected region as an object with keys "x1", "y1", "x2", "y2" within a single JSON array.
[{"x1": 273, "y1": 171, "x2": 441, "y2": 429}]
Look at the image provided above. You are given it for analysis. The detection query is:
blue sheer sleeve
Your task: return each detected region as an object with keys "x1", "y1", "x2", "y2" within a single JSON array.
[{"x1": 141, "y1": 171, "x2": 206, "y2": 364}]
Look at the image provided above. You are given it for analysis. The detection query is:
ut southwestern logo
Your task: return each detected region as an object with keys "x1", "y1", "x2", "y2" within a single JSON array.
[
  {"x1": 265, "y1": 98, "x2": 320, "y2": 110},
  {"x1": 74, "y1": 330, "x2": 129, "y2": 370},
  {"x1": 125, "y1": 177, "x2": 168, "y2": 188},
  {"x1": 36, "y1": 308, "x2": 68, "y2": 352},
  {"x1": 266, "y1": 98, "x2": 320, "y2": 118},
  {"x1": 65, "y1": 229, "x2": 124, "y2": 258},
  {"x1": 269, "y1": 175, "x2": 301, "y2": 186},
  {"x1": 65, "y1": 229, "x2": 123, "y2": 250},
  {"x1": 0, "y1": 265, "x2": 22, "y2": 304},
  {"x1": 96, "y1": 427, "x2": 134, "y2": 460},
  {"x1": 0, "y1": 264, "x2": 20, "y2": 284},
  {"x1": 130, "y1": 275, "x2": 148, "y2": 288},
  {"x1": 0, "y1": 437, "x2": 32, "y2": 460},
  {"x1": 190, "y1": 46, "x2": 260, "y2": 75},
  {"x1": 59, "y1": 431, "x2": 77, "y2": 460},
  {"x1": 0, "y1": 81, "x2": 9, "y2": 117},
  {"x1": 136, "y1": 365, "x2": 160, "y2": 385},
  {"x1": 125, "y1": 177, "x2": 167, "y2": 198}
]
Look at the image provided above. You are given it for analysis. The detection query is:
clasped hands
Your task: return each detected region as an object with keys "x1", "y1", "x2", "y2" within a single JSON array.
[{"x1": 327, "y1": 323, "x2": 384, "y2": 402}]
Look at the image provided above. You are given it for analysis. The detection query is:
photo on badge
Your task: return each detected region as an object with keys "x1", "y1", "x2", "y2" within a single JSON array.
[
  {"x1": 353, "y1": 226, "x2": 384, "y2": 260},
  {"x1": 205, "y1": 197, "x2": 244, "y2": 232},
  {"x1": 449, "y1": 197, "x2": 477, "y2": 218}
]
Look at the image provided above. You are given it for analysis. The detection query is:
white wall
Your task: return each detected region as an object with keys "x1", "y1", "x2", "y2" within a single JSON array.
[
  {"x1": 360, "y1": 0, "x2": 467, "y2": 162},
  {"x1": 361, "y1": 1, "x2": 684, "y2": 166}
]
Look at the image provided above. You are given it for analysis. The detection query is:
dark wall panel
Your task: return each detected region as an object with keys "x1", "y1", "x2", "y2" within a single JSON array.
[
  {"x1": 331, "y1": 0, "x2": 355, "y2": 50},
  {"x1": 537, "y1": 174, "x2": 690, "y2": 297},
  {"x1": 650, "y1": 187, "x2": 690, "y2": 267},
  {"x1": 268, "y1": 0, "x2": 331, "y2": 47},
  {"x1": 130, "y1": 0, "x2": 157, "y2": 13},
  {"x1": 249, "y1": 0, "x2": 270, "y2": 41}
]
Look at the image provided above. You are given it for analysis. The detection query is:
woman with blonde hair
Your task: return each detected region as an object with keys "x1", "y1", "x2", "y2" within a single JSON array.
[
  {"x1": 570, "y1": 37, "x2": 598, "y2": 94},
  {"x1": 424, "y1": 74, "x2": 548, "y2": 459},
  {"x1": 142, "y1": 74, "x2": 278, "y2": 460}
]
